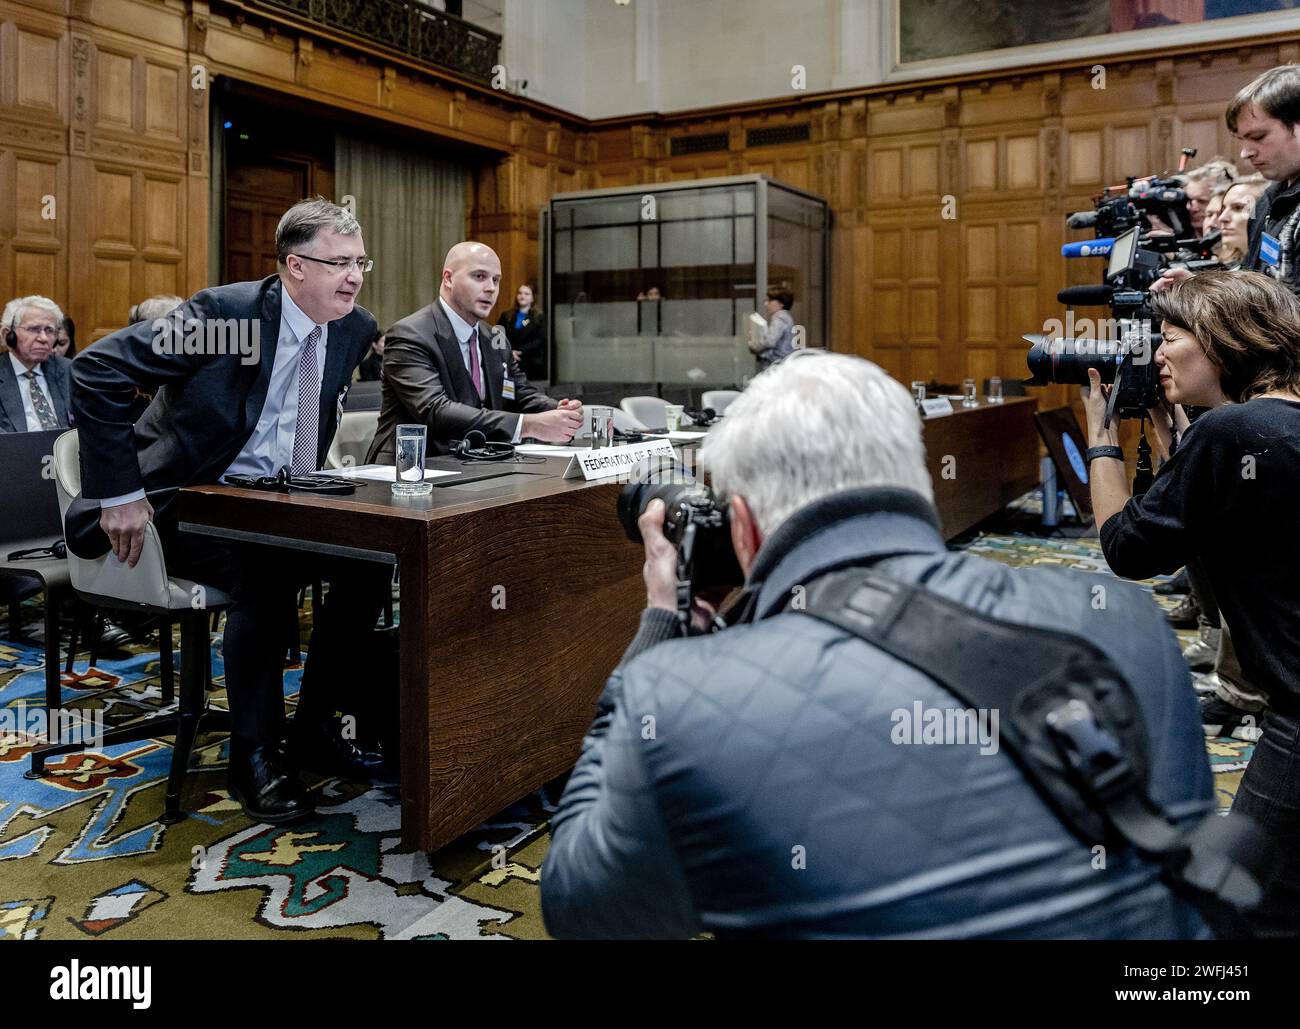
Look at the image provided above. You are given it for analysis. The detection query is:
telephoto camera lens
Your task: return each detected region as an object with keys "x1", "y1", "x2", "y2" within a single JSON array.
[{"x1": 617, "y1": 458, "x2": 743, "y2": 592}]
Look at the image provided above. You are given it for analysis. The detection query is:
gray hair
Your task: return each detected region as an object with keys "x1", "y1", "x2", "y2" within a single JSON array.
[
  {"x1": 1185, "y1": 158, "x2": 1238, "y2": 190},
  {"x1": 2, "y1": 295, "x2": 65, "y2": 334},
  {"x1": 275, "y1": 197, "x2": 361, "y2": 265},
  {"x1": 128, "y1": 294, "x2": 184, "y2": 325},
  {"x1": 701, "y1": 351, "x2": 934, "y2": 536}
]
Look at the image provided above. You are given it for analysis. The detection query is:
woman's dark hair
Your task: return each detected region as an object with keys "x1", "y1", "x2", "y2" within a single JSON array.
[
  {"x1": 766, "y1": 286, "x2": 794, "y2": 311},
  {"x1": 1149, "y1": 269, "x2": 1300, "y2": 402},
  {"x1": 514, "y1": 283, "x2": 540, "y2": 313},
  {"x1": 60, "y1": 315, "x2": 77, "y2": 356}
]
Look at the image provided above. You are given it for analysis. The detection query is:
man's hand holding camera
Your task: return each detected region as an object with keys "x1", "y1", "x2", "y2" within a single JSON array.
[{"x1": 638, "y1": 498, "x2": 716, "y2": 633}]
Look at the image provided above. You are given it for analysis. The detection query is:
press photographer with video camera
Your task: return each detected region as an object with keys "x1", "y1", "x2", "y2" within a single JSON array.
[
  {"x1": 540, "y1": 350, "x2": 1260, "y2": 940},
  {"x1": 1156, "y1": 65, "x2": 1300, "y2": 295},
  {"x1": 1085, "y1": 270, "x2": 1300, "y2": 938}
]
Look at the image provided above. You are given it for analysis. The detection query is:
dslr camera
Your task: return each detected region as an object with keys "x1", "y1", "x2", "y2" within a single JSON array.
[{"x1": 618, "y1": 458, "x2": 743, "y2": 632}]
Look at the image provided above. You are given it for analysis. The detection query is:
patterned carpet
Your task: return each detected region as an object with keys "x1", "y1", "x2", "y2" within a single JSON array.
[{"x1": 0, "y1": 493, "x2": 1252, "y2": 940}]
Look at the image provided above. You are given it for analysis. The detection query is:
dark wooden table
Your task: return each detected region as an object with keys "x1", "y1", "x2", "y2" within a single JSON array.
[
  {"x1": 663, "y1": 399, "x2": 1041, "y2": 540},
  {"x1": 918, "y1": 396, "x2": 1040, "y2": 539},
  {"x1": 177, "y1": 401, "x2": 1040, "y2": 851},
  {"x1": 179, "y1": 455, "x2": 646, "y2": 852}
]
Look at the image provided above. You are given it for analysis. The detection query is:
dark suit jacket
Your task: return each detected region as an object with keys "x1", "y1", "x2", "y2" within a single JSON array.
[
  {"x1": 366, "y1": 300, "x2": 555, "y2": 463},
  {"x1": 496, "y1": 306, "x2": 547, "y2": 381},
  {"x1": 0, "y1": 353, "x2": 72, "y2": 433},
  {"x1": 66, "y1": 275, "x2": 376, "y2": 558}
]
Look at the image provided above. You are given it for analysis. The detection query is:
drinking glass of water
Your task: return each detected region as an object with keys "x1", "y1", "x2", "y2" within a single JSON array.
[
  {"x1": 393, "y1": 424, "x2": 433, "y2": 496},
  {"x1": 590, "y1": 406, "x2": 614, "y2": 449},
  {"x1": 987, "y1": 377, "x2": 1004, "y2": 404},
  {"x1": 962, "y1": 378, "x2": 978, "y2": 407}
]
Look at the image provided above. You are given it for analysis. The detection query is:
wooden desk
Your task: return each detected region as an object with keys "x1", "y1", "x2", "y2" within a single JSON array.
[
  {"x1": 919, "y1": 396, "x2": 1040, "y2": 539},
  {"x1": 179, "y1": 456, "x2": 645, "y2": 852},
  {"x1": 177, "y1": 401, "x2": 1040, "y2": 850}
]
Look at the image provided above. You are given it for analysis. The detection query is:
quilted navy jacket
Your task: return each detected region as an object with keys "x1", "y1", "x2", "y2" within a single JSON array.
[{"x1": 541, "y1": 487, "x2": 1214, "y2": 939}]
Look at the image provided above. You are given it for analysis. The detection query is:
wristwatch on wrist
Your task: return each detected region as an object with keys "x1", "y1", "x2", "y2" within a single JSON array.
[{"x1": 1086, "y1": 445, "x2": 1125, "y2": 464}]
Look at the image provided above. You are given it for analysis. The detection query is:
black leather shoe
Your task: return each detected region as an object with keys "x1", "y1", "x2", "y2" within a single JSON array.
[
  {"x1": 96, "y1": 619, "x2": 134, "y2": 653},
  {"x1": 286, "y1": 716, "x2": 386, "y2": 780},
  {"x1": 228, "y1": 745, "x2": 314, "y2": 824},
  {"x1": 1165, "y1": 593, "x2": 1201, "y2": 629}
]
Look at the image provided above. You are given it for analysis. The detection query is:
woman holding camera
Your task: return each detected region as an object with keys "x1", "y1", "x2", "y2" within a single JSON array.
[{"x1": 1084, "y1": 269, "x2": 1300, "y2": 937}]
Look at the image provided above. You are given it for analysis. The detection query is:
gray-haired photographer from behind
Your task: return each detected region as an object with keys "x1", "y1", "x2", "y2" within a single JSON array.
[{"x1": 541, "y1": 349, "x2": 1249, "y2": 940}]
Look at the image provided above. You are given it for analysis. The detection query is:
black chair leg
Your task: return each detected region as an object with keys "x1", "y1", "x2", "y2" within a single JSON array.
[
  {"x1": 162, "y1": 613, "x2": 208, "y2": 824},
  {"x1": 159, "y1": 619, "x2": 174, "y2": 705},
  {"x1": 87, "y1": 610, "x2": 103, "y2": 669},
  {"x1": 43, "y1": 590, "x2": 61, "y2": 717},
  {"x1": 65, "y1": 612, "x2": 80, "y2": 675}
]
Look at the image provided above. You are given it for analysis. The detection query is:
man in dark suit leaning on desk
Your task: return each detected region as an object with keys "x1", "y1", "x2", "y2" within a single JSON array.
[
  {"x1": 67, "y1": 197, "x2": 392, "y2": 824},
  {"x1": 366, "y1": 241, "x2": 581, "y2": 463}
]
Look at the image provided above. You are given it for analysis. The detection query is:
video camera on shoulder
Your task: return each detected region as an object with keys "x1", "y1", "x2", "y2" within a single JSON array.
[{"x1": 1023, "y1": 149, "x2": 1223, "y2": 426}]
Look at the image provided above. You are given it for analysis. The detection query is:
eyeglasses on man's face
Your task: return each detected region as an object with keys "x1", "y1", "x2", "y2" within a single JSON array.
[
  {"x1": 293, "y1": 254, "x2": 374, "y2": 274},
  {"x1": 18, "y1": 323, "x2": 58, "y2": 338}
]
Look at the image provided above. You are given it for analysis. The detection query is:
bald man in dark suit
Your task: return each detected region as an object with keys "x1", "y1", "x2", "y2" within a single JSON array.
[{"x1": 367, "y1": 242, "x2": 581, "y2": 463}]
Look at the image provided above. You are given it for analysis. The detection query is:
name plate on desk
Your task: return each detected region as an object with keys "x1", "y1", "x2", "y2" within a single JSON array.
[
  {"x1": 920, "y1": 397, "x2": 955, "y2": 418},
  {"x1": 563, "y1": 439, "x2": 677, "y2": 481}
]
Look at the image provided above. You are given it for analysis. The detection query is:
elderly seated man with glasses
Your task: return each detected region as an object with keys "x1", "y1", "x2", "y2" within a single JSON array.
[
  {"x1": 1, "y1": 295, "x2": 72, "y2": 433},
  {"x1": 65, "y1": 196, "x2": 394, "y2": 824}
]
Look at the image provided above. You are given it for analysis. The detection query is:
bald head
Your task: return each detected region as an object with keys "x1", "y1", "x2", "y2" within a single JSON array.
[{"x1": 441, "y1": 241, "x2": 502, "y2": 324}]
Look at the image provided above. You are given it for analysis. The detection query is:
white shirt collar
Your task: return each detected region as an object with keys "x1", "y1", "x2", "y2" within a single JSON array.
[
  {"x1": 439, "y1": 296, "x2": 477, "y2": 346},
  {"x1": 8, "y1": 351, "x2": 43, "y2": 380},
  {"x1": 280, "y1": 286, "x2": 323, "y2": 343}
]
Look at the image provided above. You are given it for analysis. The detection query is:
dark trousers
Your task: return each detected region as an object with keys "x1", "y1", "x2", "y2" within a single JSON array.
[
  {"x1": 168, "y1": 530, "x2": 391, "y2": 752},
  {"x1": 1186, "y1": 558, "x2": 1220, "y2": 629},
  {"x1": 1232, "y1": 703, "x2": 1300, "y2": 938}
]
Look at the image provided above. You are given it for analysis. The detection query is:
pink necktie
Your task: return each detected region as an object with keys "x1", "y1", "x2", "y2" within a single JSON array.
[{"x1": 469, "y1": 333, "x2": 483, "y2": 398}]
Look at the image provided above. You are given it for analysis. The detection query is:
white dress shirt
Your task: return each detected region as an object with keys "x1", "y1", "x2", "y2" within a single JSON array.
[
  {"x1": 8, "y1": 351, "x2": 56, "y2": 433},
  {"x1": 438, "y1": 297, "x2": 522, "y2": 443},
  {"x1": 101, "y1": 288, "x2": 327, "y2": 508}
]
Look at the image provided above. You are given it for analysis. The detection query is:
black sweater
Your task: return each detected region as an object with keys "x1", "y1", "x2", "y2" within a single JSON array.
[{"x1": 1101, "y1": 398, "x2": 1300, "y2": 702}]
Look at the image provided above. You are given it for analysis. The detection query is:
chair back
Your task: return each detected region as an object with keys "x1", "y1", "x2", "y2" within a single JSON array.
[
  {"x1": 344, "y1": 380, "x2": 383, "y2": 412},
  {"x1": 326, "y1": 409, "x2": 380, "y2": 469},
  {"x1": 620, "y1": 395, "x2": 668, "y2": 430},
  {"x1": 701, "y1": 390, "x2": 741, "y2": 416},
  {"x1": 52, "y1": 430, "x2": 175, "y2": 608},
  {"x1": 0, "y1": 428, "x2": 63, "y2": 547}
]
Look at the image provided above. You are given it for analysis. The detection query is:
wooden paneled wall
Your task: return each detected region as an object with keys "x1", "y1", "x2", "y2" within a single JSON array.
[
  {"x1": 585, "y1": 36, "x2": 1300, "y2": 411},
  {"x1": 4, "y1": 0, "x2": 1300, "y2": 407},
  {"x1": 0, "y1": 0, "x2": 589, "y2": 342}
]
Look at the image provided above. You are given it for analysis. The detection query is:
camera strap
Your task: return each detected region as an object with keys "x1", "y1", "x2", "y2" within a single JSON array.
[{"x1": 790, "y1": 564, "x2": 1272, "y2": 929}]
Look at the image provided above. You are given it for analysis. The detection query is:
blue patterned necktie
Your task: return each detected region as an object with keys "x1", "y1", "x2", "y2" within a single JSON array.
[
  {"x1": 290, "y1": 326, "x2": 322, "y2": 474},
  {"x1": 23, "y1": 370, "x2": 60, "y2": 430}
]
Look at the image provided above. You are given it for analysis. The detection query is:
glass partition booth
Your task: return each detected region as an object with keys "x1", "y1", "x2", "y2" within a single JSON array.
[{"x1": 546, "y1": 176, "x2": 828, "y2": 387}]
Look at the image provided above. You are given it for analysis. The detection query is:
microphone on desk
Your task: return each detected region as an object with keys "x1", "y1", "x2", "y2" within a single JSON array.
[{"x1": 683, "y1": 406, "x2": 717, "y2": 426}]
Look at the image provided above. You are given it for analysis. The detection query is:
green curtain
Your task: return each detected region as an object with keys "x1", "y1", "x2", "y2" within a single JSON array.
[{"x1": 334, "y1": 134, "x2": 468, "y2": 331}]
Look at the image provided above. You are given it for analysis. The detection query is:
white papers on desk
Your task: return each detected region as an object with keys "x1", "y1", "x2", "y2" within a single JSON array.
[
  {"x1": 663, "y1": 430, "x2": 707, "y2": 441},
  {"x1": 514, "y1": 444, "x2": 593, "y2": 456},
  {"x1": 327, "y1": 464, "x2": 460, "y2": 482}
]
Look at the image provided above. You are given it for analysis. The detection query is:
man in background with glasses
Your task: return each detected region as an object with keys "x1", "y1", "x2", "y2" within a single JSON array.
[
  {"x1": 66, "y1": 197, "x2": 392, "y2": 824},
  {"x1": 0, "y1": 295, "x2": 72, "y2": 434}
]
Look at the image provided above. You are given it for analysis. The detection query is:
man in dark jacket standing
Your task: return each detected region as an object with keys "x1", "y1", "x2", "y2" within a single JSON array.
[
  {"x1": 69, "y1": 198, "x2": 391, "y2": 824},
  {"x1": 542, "y1": 351, "x2": 1215, "y2": 939}
]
